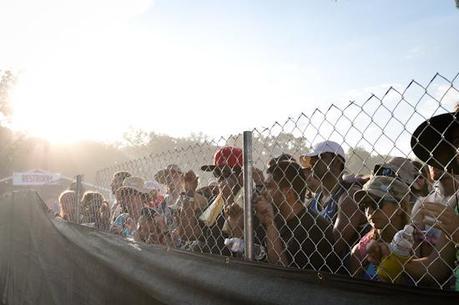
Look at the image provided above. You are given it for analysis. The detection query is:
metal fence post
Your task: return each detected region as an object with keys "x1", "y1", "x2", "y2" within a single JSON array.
[
  {"x1": 75, "y1": 175, "x2": 83, "y2": 224},
  {"x1": 243, "y1": 131, "x2": 254, "y2": 260}
]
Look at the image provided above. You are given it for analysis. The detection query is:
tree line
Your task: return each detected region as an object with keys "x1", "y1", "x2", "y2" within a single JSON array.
[{"x1": 0, "y1": 71, "x2": 385, "y2": 185}]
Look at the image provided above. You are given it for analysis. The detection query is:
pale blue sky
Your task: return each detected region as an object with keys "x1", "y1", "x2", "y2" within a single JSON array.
[
  {"x1": 1, "y1": 0, "x2": 458, "y2": 142},
  {"x1": 140, "y1": 0, "x2": 458, "y2": 89}
]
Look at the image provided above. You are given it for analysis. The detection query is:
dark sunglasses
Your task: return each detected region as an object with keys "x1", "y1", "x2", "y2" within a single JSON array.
[{"x1": 213, "y1": 167, "x2": 241, "y2": 179}]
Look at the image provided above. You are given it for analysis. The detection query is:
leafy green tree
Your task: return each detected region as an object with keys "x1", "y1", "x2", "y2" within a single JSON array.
[{"x1": 346, "y1": 146, "x2": 387, "y2": 175}]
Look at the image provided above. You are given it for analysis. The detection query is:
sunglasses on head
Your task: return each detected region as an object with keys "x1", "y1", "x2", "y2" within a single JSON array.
[
  {"x1": 213, "y1": 167, "x2": 241, "y2": 179},
  {"x1": 373, "y1": 164, "x2": 400, "y2": 179}
]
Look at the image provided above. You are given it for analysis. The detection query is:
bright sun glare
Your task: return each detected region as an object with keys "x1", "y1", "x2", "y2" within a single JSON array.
[
  {"x1": 6, "y1": 1, "x2": 458, "y2": 145},
  {"x1": 4, "y1": 0, "x2": 156, "y2": 144},
  {"x1": 10, "y1": 67, "x2": 128, "y2": 143}
]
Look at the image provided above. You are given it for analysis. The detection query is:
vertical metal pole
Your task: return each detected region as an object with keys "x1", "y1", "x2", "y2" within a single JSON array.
[
  {"x1": 243, "y1": 131, "x2": 254, "y2": 260},
  {"x1": 75, "y1": 175, "x2": 83, "y2": 224}
]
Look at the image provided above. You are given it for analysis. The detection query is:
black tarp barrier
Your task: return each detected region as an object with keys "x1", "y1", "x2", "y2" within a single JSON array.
[{"x1": 0, "y1": 190, "x2": 457, "y2": 305}]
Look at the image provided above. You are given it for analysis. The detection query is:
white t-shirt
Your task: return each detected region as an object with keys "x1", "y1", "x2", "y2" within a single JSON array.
[{"x1": 411, "y1": 185, "x2": 459, "y2": 226}]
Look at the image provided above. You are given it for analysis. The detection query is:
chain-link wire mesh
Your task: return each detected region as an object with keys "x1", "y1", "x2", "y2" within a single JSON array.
[{"x1": 62, "y1": 72, "x2": 459, "y2": 291}]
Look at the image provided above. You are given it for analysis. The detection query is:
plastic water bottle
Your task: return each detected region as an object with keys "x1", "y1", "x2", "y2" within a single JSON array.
[
  {"x1": 224, "y1": 238, "x2": 244, "y2": 253},
  {"x1": 389, "y1": 225, "x2": 414, "y2": 256},
  {"x1": 377, "y1": 225, "x2": 414, "y2": 282},
  {"x1": 224, "y1": 238, "x2": 267, "y2": 260}
]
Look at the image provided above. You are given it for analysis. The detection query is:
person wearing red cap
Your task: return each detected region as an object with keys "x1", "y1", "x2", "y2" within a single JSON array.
[
  {"x1": 199, "y1": 146, "x2": 246, "y2": 254},
  {"x1": 200, "y1": 146, "x2": 244, "y2": 219},
  {"x1": 199, "y1": 146, "x2": 266, "y2": 256}
]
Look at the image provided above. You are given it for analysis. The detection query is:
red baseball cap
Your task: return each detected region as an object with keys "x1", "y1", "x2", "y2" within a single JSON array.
[{"x1": 201, "y1": 146, "x2": 243, "y2": 171}]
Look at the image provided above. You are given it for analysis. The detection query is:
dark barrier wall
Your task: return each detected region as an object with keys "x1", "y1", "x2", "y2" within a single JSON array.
[{"x1": 0, "y1": 191, "x2": 456, "y2": 305}]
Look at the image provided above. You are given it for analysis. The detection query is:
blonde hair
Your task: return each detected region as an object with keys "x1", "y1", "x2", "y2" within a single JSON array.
[
  {"x1": 58, "y1": 190, "x2": 76, "y2": 220},
  {"x1": 81, "y1": 191, "x2": 105, "y2": 223},
  {"x1": 81, "y1": 191, "x2": 104, "y2": 209}
]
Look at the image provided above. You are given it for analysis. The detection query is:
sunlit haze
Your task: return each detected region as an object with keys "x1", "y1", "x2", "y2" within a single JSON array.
[{"x1": 1, "y1": 0, "x2": 458, "y2": 142}]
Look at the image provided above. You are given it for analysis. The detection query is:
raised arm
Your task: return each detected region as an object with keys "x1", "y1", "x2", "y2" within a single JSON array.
[
  {"x1": 334, "y1": 188, "x2": 366, "y2": 255},
  {"x1": 254, "y1": 195, "x2": 287, "y2": 266}
]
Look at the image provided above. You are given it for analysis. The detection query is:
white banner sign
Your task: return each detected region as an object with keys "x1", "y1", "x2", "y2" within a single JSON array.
[{"x1": 13, "y1": 172, "x2": 61, "y2": 186}]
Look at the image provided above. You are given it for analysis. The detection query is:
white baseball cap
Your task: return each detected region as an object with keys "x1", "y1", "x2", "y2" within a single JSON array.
[{"x1": 299, "y1": 141, "x2": 346, "y2": 168}]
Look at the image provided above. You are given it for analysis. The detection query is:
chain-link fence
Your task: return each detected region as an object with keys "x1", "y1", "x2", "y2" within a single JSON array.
[{"x1": 60, "y1": 72, "x2": 459, "y2": 291}]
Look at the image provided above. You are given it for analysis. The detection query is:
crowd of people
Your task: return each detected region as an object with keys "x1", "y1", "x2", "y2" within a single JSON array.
[{"x1": 56, "y1": 110, "x2": 459, "y2": 292}]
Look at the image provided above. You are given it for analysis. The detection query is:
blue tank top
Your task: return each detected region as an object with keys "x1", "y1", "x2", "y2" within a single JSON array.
[{"x1": 309, "y1": 183, "x2": 347, "y2": 222}]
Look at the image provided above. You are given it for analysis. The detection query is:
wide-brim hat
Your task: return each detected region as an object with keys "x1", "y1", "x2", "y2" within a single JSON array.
[
  {"x1": 116, "y1": 176, "x2": 153, "y2": 196},
  {"x1": 354, "y1": 176, "x2": 410, "y2": 210},
  {"x1": 373, "y1": 157, "x2": 417, "y2": 186},
  {"x1": 154, "y1": 164, "x2": 183, "y2": 184},
  {"x1": 411, "y1": 112, "x2": 459, "y2": 173},
  {"x1": 144, "y1": 179, "x2": 162, "y2": 192}
]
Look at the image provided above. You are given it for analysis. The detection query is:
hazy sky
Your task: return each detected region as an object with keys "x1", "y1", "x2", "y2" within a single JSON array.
[{"x1": 1, "y1": 0, "x2": 458, "y2": 142}]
